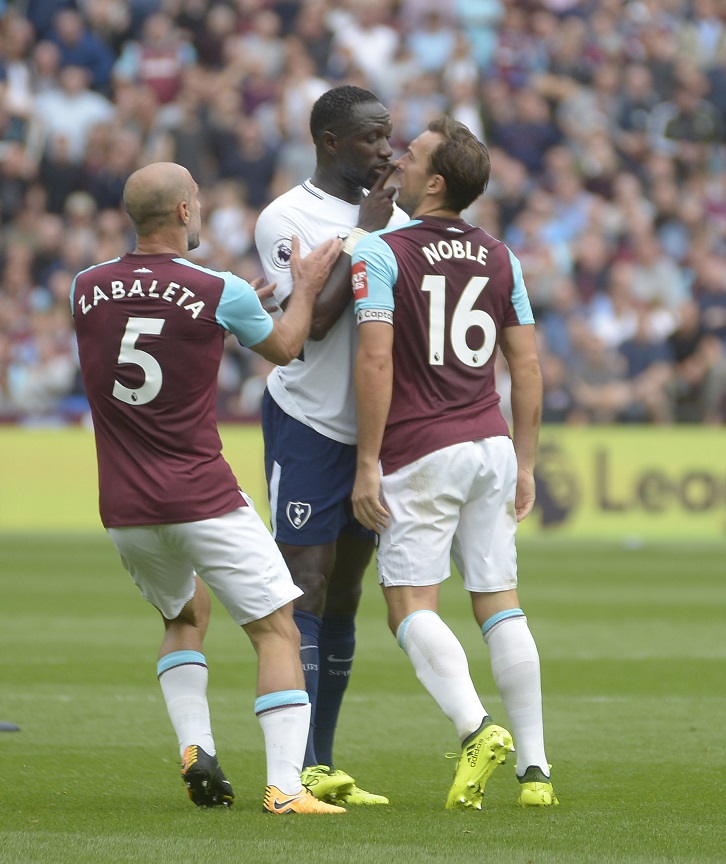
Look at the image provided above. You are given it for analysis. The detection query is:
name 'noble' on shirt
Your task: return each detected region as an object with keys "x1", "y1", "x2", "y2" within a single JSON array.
[
  {"x1": 422, "y1": 238, "x2": 489, "y2": 267},
  {"x1": 76, "y1": 277, "x2": 205, "y2": 318},
  {"x1": 351, "y1": 215, "x2": 534, "y2": 475}
]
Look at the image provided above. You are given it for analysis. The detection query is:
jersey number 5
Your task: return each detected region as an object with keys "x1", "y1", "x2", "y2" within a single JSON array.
[
  {"x1": 421, "y1": 275, "x2": 496, "y2": 368},
  {"x1": 112, "y1": 317, "x2": 165, "y2": 405}
]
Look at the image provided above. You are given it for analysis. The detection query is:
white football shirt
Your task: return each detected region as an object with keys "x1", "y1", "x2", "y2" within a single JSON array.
[{"x1": 255, "y1": 179, "x2": 408, "y2": 444}]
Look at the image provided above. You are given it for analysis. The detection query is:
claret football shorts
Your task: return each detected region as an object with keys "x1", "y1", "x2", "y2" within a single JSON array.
[
  {"x1": 107, "y1": 500, "x2": 302, "y2": 625},
  {"x1": 377, "y1": 436, "x2": 519, "y2": 592}
]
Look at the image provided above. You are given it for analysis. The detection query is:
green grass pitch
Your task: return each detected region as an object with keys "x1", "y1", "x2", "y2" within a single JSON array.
[{"x1": 1, "y1": 534, "x2": 725, "y2": 864}]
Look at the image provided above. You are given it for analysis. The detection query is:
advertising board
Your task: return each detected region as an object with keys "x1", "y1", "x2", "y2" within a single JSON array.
[{"x1": 1, "y1": 426, "x2": 723, "y2": 538}]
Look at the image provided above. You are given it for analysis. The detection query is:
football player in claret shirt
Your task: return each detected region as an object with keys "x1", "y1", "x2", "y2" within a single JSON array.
[
  {"x1": 351, "y1": 117, "x2": 558, "y2": 809},
  {"x1": 71, "y1": 161, "x2": 345, "y2": 815}
]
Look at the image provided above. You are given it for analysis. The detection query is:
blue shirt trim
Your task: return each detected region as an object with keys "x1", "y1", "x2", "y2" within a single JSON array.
[
  {"x1": 481, "y1": 608, "x2": 525, "y2": 637},
  {"x1": 352, "y1": 228, "x2": 407, "y2": 314},
  {"x1": 69, "y1": 257, "x2": 121, "y2": 315},
  {"x1": 397, "y1": 609, "x2": 440, "y2": 652},
  {"x1": 505, "y1": 248, "x2": 535, "y2": 325},
  {"x1": 157, "y1": 650, "x2": 206, "y2": 676},
  {"x1": 254, "y1": 689, "x2": 309, "y2": 714}
]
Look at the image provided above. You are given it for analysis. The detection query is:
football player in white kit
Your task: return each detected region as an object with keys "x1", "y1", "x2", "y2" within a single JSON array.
[{"x1": 255, "y1": 85, "x2": 408, "y2": 805}]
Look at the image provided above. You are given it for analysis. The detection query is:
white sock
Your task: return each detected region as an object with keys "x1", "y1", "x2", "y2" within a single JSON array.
[
  {"x1": 483, "y1": 613, "x2": 548, "y2": 776},
  {"x1": 158, "y1": 655, "x2": 215, "y2": 758},
  {"x1": 398, "y1": 610, "x2": 487, "y2": 741},
  {"x1": 255, "y1": 691, "x2": 311, "y2": 793}
]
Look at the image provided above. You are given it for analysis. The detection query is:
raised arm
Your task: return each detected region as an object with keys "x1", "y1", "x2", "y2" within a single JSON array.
[
  {"x1": 308, "y1": 164, "x2": 398, "y2": 340},
  {"x1": 251, "y1": 236, "x2": 342, "y2": 365}
]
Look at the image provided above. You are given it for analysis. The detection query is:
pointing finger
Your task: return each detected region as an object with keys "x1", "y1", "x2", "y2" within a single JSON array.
[{"x1": 370, "y1": 162, "x2": 398, "y2": 190}]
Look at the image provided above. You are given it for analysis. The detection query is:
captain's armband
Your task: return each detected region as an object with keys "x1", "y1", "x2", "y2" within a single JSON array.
[{"x1": 356, "y1": 308, "x2": 393, "y2": 326}]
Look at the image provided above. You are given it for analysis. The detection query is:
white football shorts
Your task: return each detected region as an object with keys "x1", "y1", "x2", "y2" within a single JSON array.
[
  {"x1": 377, "y1": 436, "x2": 519, "y2": 592},
  {"x1": 107, "y1": 499, "x2": 302, "y2": 625}
]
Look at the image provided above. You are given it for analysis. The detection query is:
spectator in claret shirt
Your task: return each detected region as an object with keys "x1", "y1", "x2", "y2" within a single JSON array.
[{"x1": 112, "y1": 12, "x2": 197, "y2": 106}]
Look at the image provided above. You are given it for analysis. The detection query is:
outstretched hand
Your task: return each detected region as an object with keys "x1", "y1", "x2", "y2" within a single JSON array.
[
  {"x1": 358, "y1": 162, "x2": 399, "y2": 232},
  {"x1": 250, "y1": 277, "x2": 278, "y2": 312},
  {"x1": 290, "y1": 234, "x2": 343, "y2": 296}
]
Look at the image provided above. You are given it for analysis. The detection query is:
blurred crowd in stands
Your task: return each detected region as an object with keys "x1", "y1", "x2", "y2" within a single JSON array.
[{"x1": 1, "y1": 0, "x2": 726, "y2": 425}]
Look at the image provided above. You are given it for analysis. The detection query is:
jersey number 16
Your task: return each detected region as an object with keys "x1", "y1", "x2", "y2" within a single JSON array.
[{"x1": 421, "y1": 275, "x2": 495, "y2": 368}]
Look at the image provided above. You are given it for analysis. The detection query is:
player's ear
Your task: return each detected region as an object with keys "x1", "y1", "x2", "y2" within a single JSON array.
[
  {"x1": 321, "y1": 130, "x2": 339, "y2": 156},
  {"x1": 178, "y1": 198, "x2": 190, "y2": 225},
  {"x1": 429, "y1": 174, "x2": 446, "y2": 196}
]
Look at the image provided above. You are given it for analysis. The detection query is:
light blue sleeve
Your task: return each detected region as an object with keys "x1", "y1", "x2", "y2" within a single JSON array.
[
  {"x1": 506, "y1": 247, "x2": 535, "y2": 325},
  {"x1": 216, "y1": 274, "x2": 274, "y2": 346},
  {"x1": 352, "y1": 233, "x2": 399, "y2": 315}
]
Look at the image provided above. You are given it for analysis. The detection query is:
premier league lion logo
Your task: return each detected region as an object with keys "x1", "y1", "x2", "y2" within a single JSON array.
[{"x1": 272, "y1": 238, "x2": 293, "y2": 269}]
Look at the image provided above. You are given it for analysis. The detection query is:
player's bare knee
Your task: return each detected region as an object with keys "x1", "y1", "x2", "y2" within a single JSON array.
[
  {"x1": 244, "y1": 605, "x2": 297, "y2": 648},
  {"x1": 287, "y1": 557, "x2": 330, "y2": 610},
  {"x1": 163, "y1": 585, "x2": 211, "y2": 633},
  {"x1": 279, "y1": 543, "x2": 334, "y2": 613},
  {"x1": 292, "y1": 582, "x2": 326, "y2": 616}
]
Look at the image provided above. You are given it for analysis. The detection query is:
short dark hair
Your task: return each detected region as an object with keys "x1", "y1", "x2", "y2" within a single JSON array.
[
  {"x1": 426, "y1": 117, "x2": 491, "y2": 212},
  {"x1": 309, "y1": 85, "x2": 381, "y2": 143}
]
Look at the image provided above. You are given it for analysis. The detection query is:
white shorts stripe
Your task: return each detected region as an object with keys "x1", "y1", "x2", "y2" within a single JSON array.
[{"x1": 269, "y1": 460, "x2": 282, "y2": 539}]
